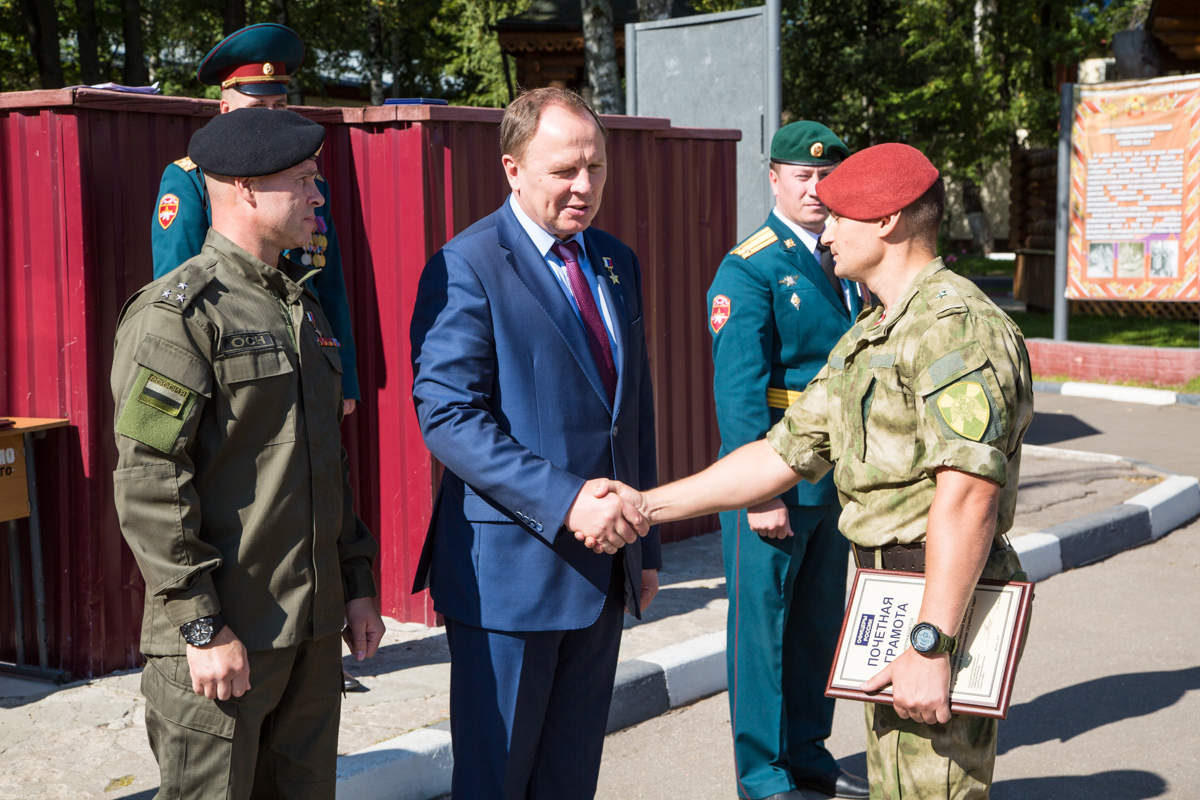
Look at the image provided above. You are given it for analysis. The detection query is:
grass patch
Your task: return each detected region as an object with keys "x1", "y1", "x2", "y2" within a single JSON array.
[
  {"x1": 941, "y1": 252, "x2": 1016, "y2": 277},
  {"x1": 1034, "y1": 372, "x2": 1200, "y2": 394},
  {"x1": 1010, "y1": 312, "x2": 1199, "y2": 349}
]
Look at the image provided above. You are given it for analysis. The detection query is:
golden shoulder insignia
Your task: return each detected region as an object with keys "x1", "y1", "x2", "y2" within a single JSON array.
[
  {"x1": 173, "y1": 156, "x2": 198, "y2": 172},
  {"x1": 936, "y1": 381, "x2": 990, "y2": 441},
  {"x1": 730, "y1": 227, "x2": 779, "y2": 259},
  {"x1": 784, "y1": 238, "x2": 796, "y2": 249},
  {"x1": 315, "y1": 172, "x2": 325, "y2": 183}
]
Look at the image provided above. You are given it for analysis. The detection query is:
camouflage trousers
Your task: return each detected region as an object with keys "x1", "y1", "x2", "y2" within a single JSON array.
[{"x1": 864, "y1": 545, "x2": 1027, "y2": 800}]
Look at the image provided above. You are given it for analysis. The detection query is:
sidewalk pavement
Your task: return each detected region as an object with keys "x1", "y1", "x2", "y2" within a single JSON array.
[{"x1": 1, "y1": 447, "x2": 1195, "y2": 800}]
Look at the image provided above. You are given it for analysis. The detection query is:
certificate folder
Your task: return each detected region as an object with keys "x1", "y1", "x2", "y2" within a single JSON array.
[{"x1": 826, "y1": 569, "x2": 1034, "y2": 719}]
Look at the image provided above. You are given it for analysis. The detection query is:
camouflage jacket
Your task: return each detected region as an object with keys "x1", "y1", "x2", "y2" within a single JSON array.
[{"x1": 766, "y1": 258, "x2": 1034, "y2": 548}]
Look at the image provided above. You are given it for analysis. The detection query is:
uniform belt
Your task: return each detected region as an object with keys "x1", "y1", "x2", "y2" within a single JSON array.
[
  {"x1": 853, "y1": 537, "x2": 1008, "y2": 573},
  {"x1": 766, "y1": 387, "x2": 802, "y2": 409}
]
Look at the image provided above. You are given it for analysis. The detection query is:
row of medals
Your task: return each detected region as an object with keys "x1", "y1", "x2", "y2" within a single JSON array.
[{"x1": 299, "y1": 217, "x2": 329, "y2": 268}]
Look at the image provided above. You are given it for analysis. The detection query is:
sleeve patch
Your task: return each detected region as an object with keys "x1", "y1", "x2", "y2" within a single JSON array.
[
  {"x1": 116, "y1": 368, "x2": 196, "y2": 453},
  {"x1": 710, "y1": 295, "x2": 731, "y2": 333},
  {"x1": 930, "y1": 374, "x2": 998, "y2": 442},
  {"x1": 157, "y1": 194, "x2": 180, "y2": 229}
]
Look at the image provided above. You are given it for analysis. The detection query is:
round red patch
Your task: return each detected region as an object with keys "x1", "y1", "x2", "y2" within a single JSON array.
[
  {"x1": 157, "y1": 194, "x2": 180, "y2": 229},
  {"x1": 710, "y1": 295, "x2": 731, "y2": 333}
]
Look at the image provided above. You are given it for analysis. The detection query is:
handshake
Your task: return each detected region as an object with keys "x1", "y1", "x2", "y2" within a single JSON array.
[{"x1": 566, "y1": 478, "x2": 652, "y2": 554}]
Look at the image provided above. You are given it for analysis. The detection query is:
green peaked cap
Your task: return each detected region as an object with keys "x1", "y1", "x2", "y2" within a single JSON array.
[{"x1": 770, "y1": 121, "x2": 850, "y2": 167}]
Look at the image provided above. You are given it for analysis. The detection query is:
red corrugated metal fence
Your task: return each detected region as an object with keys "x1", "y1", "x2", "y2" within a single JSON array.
[{"x1": 0, "y1": 89, "x2": 737, "y2": 677}]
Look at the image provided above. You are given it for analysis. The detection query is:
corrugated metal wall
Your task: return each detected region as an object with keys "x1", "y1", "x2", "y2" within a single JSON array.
[{"x1": 0, "y1": 90, "x2": 736, "y2": 676}]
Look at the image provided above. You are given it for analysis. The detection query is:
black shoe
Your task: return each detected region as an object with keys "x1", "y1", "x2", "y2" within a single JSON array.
[
  {"x1": 794, "y1": 769, "x2": 869, "y2": 799},
  {"x1": 342, "y1": 671, "x2": 367, "y2": 692},
  {"x1": 759, "y1": 793, "x2": 806, "y2": 800}
]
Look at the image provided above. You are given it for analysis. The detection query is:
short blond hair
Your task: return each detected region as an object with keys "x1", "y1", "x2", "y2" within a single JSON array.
[{"x1": 500, "y1": 88, "x2": 607, "y2": 163}]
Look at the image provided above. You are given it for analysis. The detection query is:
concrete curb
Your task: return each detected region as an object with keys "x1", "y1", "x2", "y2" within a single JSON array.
[
  {"x1": 1034, "y1": 379, "x2": 1200, "y2": 407},
  {"x1": 335, "y1": 465, "x2": 1200, "y2": 800}
]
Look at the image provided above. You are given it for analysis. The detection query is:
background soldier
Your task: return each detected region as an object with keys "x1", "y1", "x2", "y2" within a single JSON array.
[
  {"x1": 707, "y1": 121, "x2": 867, "y2": 800},
  {"x1": 113, "y1": 108, "x2": 383, "y2": 799},
  {"x1": 596, "y1": 143, "x2": 1034, "y2": 800},
  {"x1": 150, "y1": 23, "x2": 362, "y2": 418}
]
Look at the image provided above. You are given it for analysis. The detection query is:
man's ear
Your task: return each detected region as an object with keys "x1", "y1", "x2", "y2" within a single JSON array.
[
  {"x1": 233, "y1": 176, "x2": 257, "y2": 207},
  {"x1": 501, "y1": 154, "x2": 521, "y2": 193},
  {"x1": 878, "y1": 211, "x2": 903, "y2": 239}
]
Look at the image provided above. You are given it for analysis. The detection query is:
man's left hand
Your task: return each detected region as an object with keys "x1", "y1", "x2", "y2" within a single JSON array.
[
  {"x1": 626, "y1": 569, "x2": 659, "y2": 613},
  {"x1": 860, "y1": 647, "x2": 952, "y2": 725},
  {"x1": 343, "y1": 399, "x2": 358, "y2": 416},
  {"x1": 343, "y1": 597, "x2": 385, "y2": 661}
]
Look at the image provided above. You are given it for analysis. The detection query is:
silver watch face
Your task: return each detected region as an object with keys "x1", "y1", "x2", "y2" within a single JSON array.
[{"x1": 912, "y1": 624, "x2": 938, "y2": 652}]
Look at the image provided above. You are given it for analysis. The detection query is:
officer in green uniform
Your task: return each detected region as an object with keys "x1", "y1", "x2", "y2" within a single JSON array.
[
  {"x1": 601, "y1": 143, "x2": 1034, "y2": 800},
  {"x1": 113, "y1": 108, "x2": 384, "y2": 799},
  {"x1": 707, "y1": 121, "x2": 868, "y2": 800},
  {"x1": 151, "y1": 23, "x2": 362, "y2": 415}
]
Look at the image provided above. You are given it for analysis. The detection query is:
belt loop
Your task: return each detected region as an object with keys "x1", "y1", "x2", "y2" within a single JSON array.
[{"x1": 874, "y1": 548, "x2": 882, "y2": 570}]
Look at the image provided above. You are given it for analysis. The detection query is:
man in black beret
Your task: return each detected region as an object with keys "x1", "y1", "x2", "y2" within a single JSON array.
[{"x1": 112, "y1": 107, "x2": 384, "y2": 799}]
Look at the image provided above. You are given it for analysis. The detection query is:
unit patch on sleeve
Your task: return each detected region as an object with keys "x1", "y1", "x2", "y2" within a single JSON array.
[
  {"x1": 116, "y1": 368, "x2": 198, "y2": 453},
  {"x1": 934, "y1": 381, "x2": 990, "y2": 441},
  {"x1": 220, "y1": 332, "x2": 276, "y2": 355},
  {"x1": 157, "y1": 194, "x2": 180, "y2": 229},
  {"x1": 710, "y1": 295, "x2": 731, "y2": 333}
]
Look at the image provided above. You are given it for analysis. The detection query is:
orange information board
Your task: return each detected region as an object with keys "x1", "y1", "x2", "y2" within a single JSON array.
[{"x1": 1067, "y1": 75, "x2": 1200, "y2": 301}]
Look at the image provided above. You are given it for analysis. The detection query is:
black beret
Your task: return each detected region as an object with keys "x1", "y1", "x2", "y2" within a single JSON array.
[{"x1": 188, "y1": 108, "x2": 324, "y2": 177}]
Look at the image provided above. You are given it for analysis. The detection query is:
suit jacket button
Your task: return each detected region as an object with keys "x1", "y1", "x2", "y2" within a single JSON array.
[
  {"x1": 534, "y1": 523, "x2": 543, "y2": 533},
  {"x1": 612, "y1": 424, "x2": 620, "y2": 437}
]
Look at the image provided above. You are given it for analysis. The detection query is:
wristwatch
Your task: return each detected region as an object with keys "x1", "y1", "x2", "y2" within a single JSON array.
[
  {"x1": 180, "y1": 614, "x2": 225, "y2": 647},
  {"x1": 909, "y1": 621, "x2": 957, "y2": 656}
]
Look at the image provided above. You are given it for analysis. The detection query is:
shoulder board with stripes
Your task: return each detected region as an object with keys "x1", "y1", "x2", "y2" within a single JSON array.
[
  {"x1": 173, "y1": 156, "x2": 198, "y2": 172},
  {"x1": 730, "y1": 227, "x2": 778, "y2": 259},
  {"x1": 315, "y1": 172, "x2": 325, "y2": 182}
]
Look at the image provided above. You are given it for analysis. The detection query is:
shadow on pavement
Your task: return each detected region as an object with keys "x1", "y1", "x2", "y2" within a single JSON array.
[
  {"x1": 999, "y1": 666, "x2": 1200, "y2": 754},
  {"x1": 1024, "y1": 412, "x2": 1102, "y2": 446},
  {"x1": 114, "y1": 790, "x2": 157, "y2": 800},
  {"x1": 345, "y1": 633, "x2": 450, "y2": 679},
  {"x1": 992, "y1": 769, "x2": 1167, "y2": 799}
]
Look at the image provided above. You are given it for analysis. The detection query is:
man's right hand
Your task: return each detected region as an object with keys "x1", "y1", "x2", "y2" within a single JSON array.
[
  {"x1": 748, "y1": 497, "x2": 793, "y2": 539},
  {"x1": 186, "y1": 626, "x2": 251, "y2": 701},
  {"x1": 567, "y1": 478, "x2": 649, "y2": 554}
]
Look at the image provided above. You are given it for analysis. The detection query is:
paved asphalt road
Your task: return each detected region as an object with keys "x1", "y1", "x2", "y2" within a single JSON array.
[{"x1": 595, "y1": 394, "x2": 1200, "y2": 799}]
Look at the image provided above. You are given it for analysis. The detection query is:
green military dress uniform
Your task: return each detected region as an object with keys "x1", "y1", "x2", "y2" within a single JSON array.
[
  {"x1": 707, "y1": 121, "x2": 864, "y2": 798},
  {"x1": 766, "y1": 258, "x2": 1034, "y2": 799},
  {"x1": 150, "y1": 21, "x2": 361, "y2": 403},
  {"x1": 152, "y1": 151, "x2": 361, "y2": 405},
  {"x1": 112, "y1": 229, "x2": 378, "y2": 798}
]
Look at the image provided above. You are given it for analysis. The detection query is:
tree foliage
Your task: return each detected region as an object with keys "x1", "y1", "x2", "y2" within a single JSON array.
[
  {"x1": 0, "y1": 0, "x2": 531, "y2": 107},
  {"x1": 688, "y1": 0, "x2": 1150, "y2": 182}
]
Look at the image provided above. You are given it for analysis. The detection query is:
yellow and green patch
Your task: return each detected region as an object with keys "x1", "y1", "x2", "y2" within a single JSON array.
[{"x1": 935, "y1": 381, "x2": 990, "y2": 441}]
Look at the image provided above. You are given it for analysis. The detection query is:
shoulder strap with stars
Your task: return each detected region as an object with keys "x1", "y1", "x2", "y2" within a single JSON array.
[
  {"x1": 730, "y1": 227, "x2": 779, "y2": 259},
  {"x1": 173, "y1": 156, "x2": 198, "y2": 172},
  {"x1": 921, "y1": 280, "x2": 968, "y2": 318},
  {"x1": 149, "y1": 256, "x2": 216, "y2": 314}
]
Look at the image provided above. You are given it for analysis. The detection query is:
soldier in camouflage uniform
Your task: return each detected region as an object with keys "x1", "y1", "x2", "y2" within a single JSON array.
[{"x1": 599, "y1": 143, "x2": 1033, "y2": 799}]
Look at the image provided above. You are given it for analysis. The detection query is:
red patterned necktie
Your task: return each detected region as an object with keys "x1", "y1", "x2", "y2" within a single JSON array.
[{"x1": 551, "y1": 241, "x2": 617, "y2": 403}]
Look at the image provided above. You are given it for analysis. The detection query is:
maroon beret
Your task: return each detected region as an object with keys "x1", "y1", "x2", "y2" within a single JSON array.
[{"x1": 815, "y1": 143, "x2": 940, "y2": 221}]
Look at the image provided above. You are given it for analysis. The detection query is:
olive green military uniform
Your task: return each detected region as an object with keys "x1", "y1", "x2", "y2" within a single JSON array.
[
  {"x1": 111, "y1": 229, "x2": 378, "y2": 799},
  {"x1": 766, "y1": 258, "x2": 1034, "y2": 799}
]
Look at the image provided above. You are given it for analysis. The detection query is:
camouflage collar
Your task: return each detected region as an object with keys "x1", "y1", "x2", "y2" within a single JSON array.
[{"x1": 872, "y1": 257, "x2": 947, "y2": 336}]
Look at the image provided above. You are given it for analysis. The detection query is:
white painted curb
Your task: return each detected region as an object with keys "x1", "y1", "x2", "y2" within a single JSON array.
[
  {"x1": 336, "y1": 726, "x2": 453, "y2": 800},
  {"x1": 1011, "y1": 532, "x2": 1063, "y2": 583},
  {"x1": 1022, "y1": 444, "x2": 1128, "y2": 464},
  {"x1": 1060, "y1": 381, "x2": 1177, "y2": 406},
  {"x1": 1125, "y1": 475, "x2": 1200, "y2": 539},
  {"x1": 639, "y1": 631, "x2": 726, "y2": 708}
]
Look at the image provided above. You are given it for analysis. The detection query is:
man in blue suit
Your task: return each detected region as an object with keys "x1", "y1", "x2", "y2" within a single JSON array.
[
  {"x1": 410, "y1": 88, "x2": 659, "y2": 800},
  {"x1": 708, "y1": 122, "x2": 868, "y2": 800}
]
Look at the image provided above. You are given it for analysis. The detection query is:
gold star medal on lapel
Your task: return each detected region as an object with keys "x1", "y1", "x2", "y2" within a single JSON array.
[
  {"x1": 601, "y1": 256, "x2": 619, "y2": 284},
  {"x1": 778, "y1": 275, "x2": 798, "y2": 287}
]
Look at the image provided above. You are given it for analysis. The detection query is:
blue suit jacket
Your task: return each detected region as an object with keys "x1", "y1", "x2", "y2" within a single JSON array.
[{"x1": 410, "y1": 201, "x2": 661, "y2": 632}]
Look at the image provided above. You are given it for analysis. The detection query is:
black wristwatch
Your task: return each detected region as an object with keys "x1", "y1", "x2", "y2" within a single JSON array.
[
  {"x1": 909, "y1": 621, "x2": 957, "y2": 656},
  {"x1": 180, "y1": 614, "x2": 225, "y2": 647}
]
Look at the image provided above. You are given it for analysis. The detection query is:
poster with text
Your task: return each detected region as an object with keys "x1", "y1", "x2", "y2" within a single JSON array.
[{"x1": 1067, "y1": 75, "x2": 1200, "y2": 301}]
